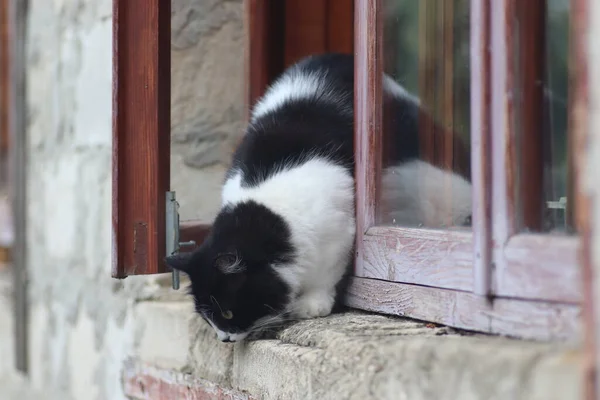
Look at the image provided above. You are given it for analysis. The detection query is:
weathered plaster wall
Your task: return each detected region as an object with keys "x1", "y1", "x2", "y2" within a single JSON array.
[
  {"x1": 24, "y1": 0, "x2": 244, "y2": 398},
  {"x1": 0, "y1": 270, "x2": 15, "y2": 376}
]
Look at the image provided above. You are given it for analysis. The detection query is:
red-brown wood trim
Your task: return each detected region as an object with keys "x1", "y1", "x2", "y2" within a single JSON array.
[
  {"x1": 516, "y1": 0, "x2": 546, "y2": 231},
  {"x1": 346, "y1": 277, "x2": 580, "y2": 342},
  {"x1": 244, "y1": 0, "x2": 285, "y2": 122},
  {"x1": 570, "y1": 0, "x2": 595, "y2": 397},
  {"x1": 178, "y1": 221, "x2": 211, "y2": 253},
  {"x1": 417, "y1": 0, "x2": 436, "y2": 169},
  {"x1": 438, "y1": 1, "x2": 457, "y2": 227},
  {"x1": 244, "y1": 0, "x2": 269, "y2": 121},
  {"x1": 441, "y1": 0, "x2": 455, "y2": 175},
  {"x1": 284, "y1": 0, "x2": 328, "y2": 67},
  {"x1": 326, "y1": 0, "x2": 354, "y2": 55},
  {"x1": 112, "y1": 0, "x2": 171, "y2": 278},
  {"x1": 354, "y1": 0, "x2": 382, "y2": 277},
  {"x1": 490, "y1": 0, "x2": 547, "y2": 238},
  {"x1": 471, "y1": 0, "x2": 492, "y2": 296},
  {"x1": 244, "y1": 0, "x2": 353, "y2": 124}
]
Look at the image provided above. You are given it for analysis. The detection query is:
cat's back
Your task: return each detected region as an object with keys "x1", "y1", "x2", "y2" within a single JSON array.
[
  {"x1": 227, "y1": 53, "x2": 355, "y2": 189},
  {"x1": 221, "y1": 54, "x2": 356, "y2": 232}
]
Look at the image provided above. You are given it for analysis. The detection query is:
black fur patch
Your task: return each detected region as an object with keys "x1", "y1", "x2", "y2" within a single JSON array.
[{"x1": 166, "y1": 201, "x2": 294, "y2": 335}]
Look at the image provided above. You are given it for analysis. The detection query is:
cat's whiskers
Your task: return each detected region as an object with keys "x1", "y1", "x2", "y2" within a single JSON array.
[
  {"x1": 263, "y1": 303, "x2": 277, "y2": 313},
  {"x1": 210, "y1": 295, "x2": 225, "y2": 314},
  {"x1": 250, "y1": 311, "x2": 287, "y2": 332}
]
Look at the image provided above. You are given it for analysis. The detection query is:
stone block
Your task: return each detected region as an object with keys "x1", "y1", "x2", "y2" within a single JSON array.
[
  {"x1": 232, "y1": 312, "x2": 583, "y2": 400},
  {"x1": 188, "y1": 308, "x2": 234, "y2": 386},
  {"x1": 134, "y1": 301, "x2": 195, "y2": 370},
  {"x1": 134, "y1": 300, "x2": 235, "y2": 384}
]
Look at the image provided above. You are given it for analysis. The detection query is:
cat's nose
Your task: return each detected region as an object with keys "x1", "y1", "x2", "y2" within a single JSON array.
[{"x1": 221, "y1": 337, "x2": 233, "y2": 343}]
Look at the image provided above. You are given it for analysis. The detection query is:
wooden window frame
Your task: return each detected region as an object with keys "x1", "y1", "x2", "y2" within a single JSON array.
[
  {"x1": 572, "y1": 0, "x2": 597, "y2": 397},
  {"x1": 347, "y1": 0, "x2": 584, "y2": 341}
]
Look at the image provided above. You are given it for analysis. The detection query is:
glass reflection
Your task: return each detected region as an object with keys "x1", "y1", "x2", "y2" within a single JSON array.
[{"x1": 379, "y1": 0, "x2": 472, "y2": 229}]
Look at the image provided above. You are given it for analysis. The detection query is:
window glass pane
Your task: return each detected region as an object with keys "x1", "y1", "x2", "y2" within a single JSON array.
[
  {"x1": 379, "y1": 0, "x2": 472, "y2": 229},
  {"x1": 542, "y1": 0, "x2": 572, "y2": 233},
  {"x1": 514, "y1": 0, "x2": 572, "y2": 234}
]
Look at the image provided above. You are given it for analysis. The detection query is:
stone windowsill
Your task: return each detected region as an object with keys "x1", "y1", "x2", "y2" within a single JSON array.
[{"x1": 127, "y1": 289, "x2": 583, "y2": 400}]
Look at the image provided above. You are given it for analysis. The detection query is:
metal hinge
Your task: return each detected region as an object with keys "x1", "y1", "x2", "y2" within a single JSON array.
[{"x1": 166, "y1": 192, "x2": 196, "y2": 290}]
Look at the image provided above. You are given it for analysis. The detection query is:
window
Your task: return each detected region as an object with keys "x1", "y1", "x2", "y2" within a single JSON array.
[
  {"x1": 345, "y1": 0, "x2": 585, "y2": 342},
  {"x1": 112, "y1": 0, "x2": 598, "y2": 392}
]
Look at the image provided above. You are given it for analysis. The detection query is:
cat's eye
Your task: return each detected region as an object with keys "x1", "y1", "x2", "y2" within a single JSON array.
[{"x1": 222, "y1": 310, "x2": 233, "y2": 320}]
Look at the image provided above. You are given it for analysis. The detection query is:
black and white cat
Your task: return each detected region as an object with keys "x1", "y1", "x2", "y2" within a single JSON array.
[{"x1": 165, "y1": 53, "x2": 472, "y2": 342}]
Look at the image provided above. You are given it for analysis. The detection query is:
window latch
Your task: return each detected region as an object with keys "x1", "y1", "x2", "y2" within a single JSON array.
[{"x1": 166, "y1": 191, "x2": 196, "y2": 290}]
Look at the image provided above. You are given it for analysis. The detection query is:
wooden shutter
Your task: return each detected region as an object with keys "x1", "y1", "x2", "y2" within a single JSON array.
[{"x1": 112, "y1": 0, "x2": 171, "y2": 277}]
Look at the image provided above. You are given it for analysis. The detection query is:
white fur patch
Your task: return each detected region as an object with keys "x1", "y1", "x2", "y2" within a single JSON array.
[
  {"x1": 222, "y1": 157, "x2": 356, "y2": 318},
  {"x1": 251, "y1": 70, "x2": 352, "y2": 121},
  {"x1": 380, "y1": 160, "x2": 472, "y2": 227},
  {"x1": 207, "y1": 319, "x2": 249, "y2": 342},
  {"x1": 251, "y1": 58, "x2": 418, "y2": 122}
]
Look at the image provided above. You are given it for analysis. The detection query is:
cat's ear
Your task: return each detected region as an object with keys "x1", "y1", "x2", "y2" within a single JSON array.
[
  {"x1": 215, "y1": 253, "x2": 245, "y2": 274},
  {"x1": 164, "y1": 253, "x2": 193, "y2": 275}
]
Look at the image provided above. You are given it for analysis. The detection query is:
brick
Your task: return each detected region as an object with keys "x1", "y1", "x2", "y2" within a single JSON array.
[{"x1": 123, "y1": 359, "x2": 254, "y2": 400}]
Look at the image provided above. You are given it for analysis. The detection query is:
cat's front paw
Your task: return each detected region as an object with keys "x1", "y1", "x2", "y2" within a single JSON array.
[{"x1": 293, "y1": 291, "x2": 335, "y2": 319}]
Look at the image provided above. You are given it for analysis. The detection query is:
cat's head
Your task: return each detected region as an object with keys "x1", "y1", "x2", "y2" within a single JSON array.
[{"x1": 165, "y1": 200, "x2": 295, "y2": 342}]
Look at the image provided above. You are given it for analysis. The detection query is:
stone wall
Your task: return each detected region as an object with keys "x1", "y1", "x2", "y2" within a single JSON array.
[
  {"x1": 24, "y1": 0, "x2": 244, "y2": 398},
  {"x1": 124, "y1": 304, "x2": 583, "y2": 400},
  {"x1": 170, "y1": 0, "x2": 245, "y2": 221}
]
